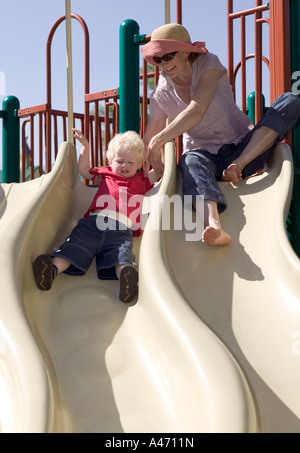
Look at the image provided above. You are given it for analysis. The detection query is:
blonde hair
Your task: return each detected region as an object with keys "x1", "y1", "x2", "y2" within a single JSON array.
[{"x1": 106, "y1": 131, "x2": 145, "y2": 165}]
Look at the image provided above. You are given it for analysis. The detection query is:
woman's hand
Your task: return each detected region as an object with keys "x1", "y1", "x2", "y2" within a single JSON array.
[
  {"x1": 143, "y1": 118, "x2": 167, "y2": 175},
  {"x1": 146, "y1": 133, "x2": 165, "y2": 176}
]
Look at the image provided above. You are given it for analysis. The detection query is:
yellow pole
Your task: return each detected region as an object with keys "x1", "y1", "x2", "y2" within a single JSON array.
[
  {"x1": 165, "y1": 0, "x2": 171, "y2": 23},
  {"x1": 65, "y1": 0, "x2": 74, "y2": 144}
]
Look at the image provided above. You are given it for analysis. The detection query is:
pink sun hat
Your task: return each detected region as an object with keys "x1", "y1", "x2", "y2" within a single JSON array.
[{"x1": 141, "y1": 23, "x2": 207, "y2": 66}]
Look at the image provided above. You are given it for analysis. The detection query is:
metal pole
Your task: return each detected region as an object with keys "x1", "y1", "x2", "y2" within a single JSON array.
[
  {"x1": 119, "y1": 19, "x2": 140, "y2": 133},
  {"x1": 165, "y1": 0, "x2": 171, "y2": 24},
  {"x1": 246, "y1": 91, "x2": 266, "y2": 125},
  {"x1": 1, "y1": 96, "x2": 20, "y2": 183},
  {"x1": 65, "y1": 0, "x2": 74, "y2": 144}
]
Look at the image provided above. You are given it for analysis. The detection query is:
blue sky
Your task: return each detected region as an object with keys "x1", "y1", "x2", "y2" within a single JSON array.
[{"x1": 0, "y1": 0, "x2": 265, "y2": 166}]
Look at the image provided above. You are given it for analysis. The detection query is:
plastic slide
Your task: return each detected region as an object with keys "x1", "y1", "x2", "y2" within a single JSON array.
[{"x1": 0, "y1": 140, "x2": 299, "y2": 433}]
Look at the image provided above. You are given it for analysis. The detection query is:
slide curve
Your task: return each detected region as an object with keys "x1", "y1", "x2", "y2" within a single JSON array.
[{"x1": 0, "y1": 140, "x2": 299, "y2": 433}]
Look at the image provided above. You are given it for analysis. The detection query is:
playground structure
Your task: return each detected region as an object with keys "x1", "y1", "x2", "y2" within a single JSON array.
[{"x1": 1, "y1": 0, "x2": 300, "y2": 433}]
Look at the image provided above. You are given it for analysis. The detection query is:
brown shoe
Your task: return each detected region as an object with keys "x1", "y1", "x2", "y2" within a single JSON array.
[
  {"x1": 119, "y1": 265, "x2": 138, "y2": 303},
  {"x1": 33, "y1": 254, "x2": 57, "y2": 291}
]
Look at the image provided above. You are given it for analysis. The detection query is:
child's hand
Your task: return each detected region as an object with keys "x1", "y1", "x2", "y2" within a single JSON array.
[
  {"x1": 93, "y1": 175, "x2": 102, "y2": 185},
  {"x1": 73, "y1": 128, "x2": 88, "y2": 147},
  {"x1": 75, "y1": 128, "x2": 92, "y2": 180}
]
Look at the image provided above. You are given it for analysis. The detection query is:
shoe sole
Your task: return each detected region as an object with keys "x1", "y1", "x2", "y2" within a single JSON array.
[
  {"x1": 33, "y1": 254, "x2": 53, "y2": 291},
  {"x1": 119, "y1": 265, "x2": 138, "y2": 303}
]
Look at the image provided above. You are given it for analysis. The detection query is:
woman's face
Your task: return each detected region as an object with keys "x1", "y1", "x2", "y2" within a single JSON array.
[{"x1": 159, "y1": 51, "x2": 190, "y2": 79}]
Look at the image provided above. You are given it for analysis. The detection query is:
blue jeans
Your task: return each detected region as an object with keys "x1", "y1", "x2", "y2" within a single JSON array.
[
  {"x1": 52, "y1": 215, "x2": 135, "y2": 280},
  {"x1": 178, "y1": 92, "x2": 300, "y2": 213}
]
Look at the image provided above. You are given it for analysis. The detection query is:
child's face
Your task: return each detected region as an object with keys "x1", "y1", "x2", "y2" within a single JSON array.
[{"x1": 110, "y1": 149, "x2": 142, "y2": 178}]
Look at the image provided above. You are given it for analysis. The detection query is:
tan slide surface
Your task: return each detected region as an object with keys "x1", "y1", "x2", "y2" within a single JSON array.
[{"x1": 0, "y1": 140, "x2": 299, "y2": 433}]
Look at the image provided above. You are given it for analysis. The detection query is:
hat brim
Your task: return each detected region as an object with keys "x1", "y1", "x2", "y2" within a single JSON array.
[{"x1": 141, "y1": 39, "x2": 207, "y2": 65}]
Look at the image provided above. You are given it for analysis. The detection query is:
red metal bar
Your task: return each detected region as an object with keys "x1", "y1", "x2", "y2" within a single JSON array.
[
  {"x1": 269, "y1": 0, "x2": 291, "y2": 144},
  {"x1": 228, "y1": 1, "x2": 269, "y2": 123},
  {"x1": 85, "y1": 89, "x2": 118, "y2": 103},
  {"x1": 39, "y1": 113, "x2": 43, "y2": 177},
  {"x1": 46, "y1": 14, "x2": 90, "y2": 110},
  {"x1": 98, "y1": 115, "x2": 103, "y2": 167},
  {"x1": 89, "y1": 119, "x2": 95, "y2": 169},
  {"x1": 269, "y1": 0, "x2": 291, "y2": 102},
  {"x1": 95, "y1": 101, "x2": 99, "y2": 166},
  {"x1": 21, "y1": 119, "x2": 29, "y2": 182},
  {"x1": 18, "y1": 104, "x2": 47, "y2": 116},
  {"x1": 30, "y1": 115, "x2": 34, "y2": 180},
  {"x1": 229, "y1": 4, "x2": 268, "y2": 19},
  {"x1": 228, "y1": 0, "x2": 291, "y2": 144},
  {"x1": 110, "y1": 101, "x2": 119, "y2": 138},
  {"x1": 46, "y1": 13, "x2": 90, "y2": 171},
  {"x1": 54, "y1": 115, "x2": 59, "y2": 157},
  {"x1": 234, "y1": 54, "x2": 269, "y2": 79},
  {"x1": 62, "y1": 116, "x2": 67, "y2": 142},
  {"x1": 176, "y1": 0, "x2": 182, "y2": 24},
  {"x1": 227, "y1": 0, "x2": 234, "y2": 94},
  {"x1": 104, "y1": 101, "x2": 111, "y2": 154}
]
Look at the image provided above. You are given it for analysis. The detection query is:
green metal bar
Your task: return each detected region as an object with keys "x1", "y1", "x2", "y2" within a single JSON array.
[
  {"x1": 1, "y1": 96, "x2": 20, "y2": 183},
  {"x1": 119, "y1": 19, "x2": 140, "y2": 133},
  {"x1": 247, "y1": 91, "x2": 267, "y2": 125},
  {"x1": 287, "y1": 0, "x2": 300, "y2": 257}
]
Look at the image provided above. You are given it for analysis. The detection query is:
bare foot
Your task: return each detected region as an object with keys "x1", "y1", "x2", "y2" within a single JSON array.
[
  {"x1": 202, "y1": 226, "x2": 232, "y2": 246},
  {"x1": 222, "y1": 163, "x2": 242, "y2": 184}
]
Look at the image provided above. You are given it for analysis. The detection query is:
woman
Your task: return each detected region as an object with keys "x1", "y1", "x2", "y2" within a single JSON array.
[{"x1": 141, "y1": 23, "x2": 300, "y2": 246}]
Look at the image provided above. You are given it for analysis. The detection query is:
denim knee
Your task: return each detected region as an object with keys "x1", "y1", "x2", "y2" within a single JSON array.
[
  {"x1": 178, "y1": 151, "x2": 227, "y2": 213},
  {"x1": 260, "y1": 92, "x2": 300, "y2": 140},
  {"x1": 274, "y1": 92, "x2": 300, "y2": 121}
]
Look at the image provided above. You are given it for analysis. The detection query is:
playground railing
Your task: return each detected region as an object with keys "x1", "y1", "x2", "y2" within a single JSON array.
[
  {"x1": 227, "y1": 0, "x2": 270, "y2": 123},
  {"x1": 18, "y1": 88, "x2": 119, "y2": 182}
]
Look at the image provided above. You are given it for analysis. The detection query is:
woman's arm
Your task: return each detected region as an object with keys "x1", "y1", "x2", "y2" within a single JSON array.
[
  {"x1": 143, "y1": 117, "x2": 167, "y2": 175},
  {"x1": 146, "y1": 68, "x2": 225, "y2": 173}
]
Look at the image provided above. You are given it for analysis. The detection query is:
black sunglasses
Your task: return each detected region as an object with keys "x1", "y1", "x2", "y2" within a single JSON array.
[{"x1": 153, "y1": 51, "x2": 178, "y2": 65}]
